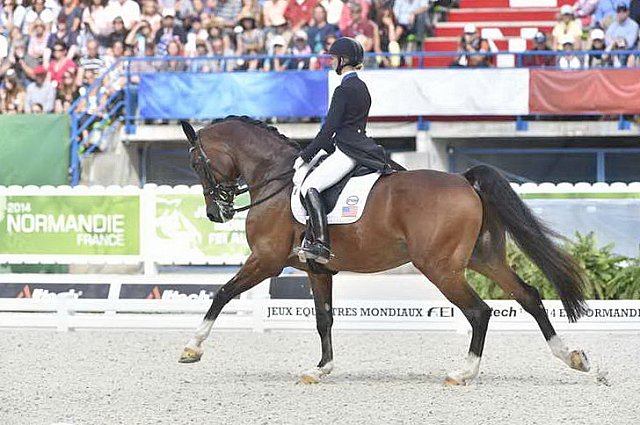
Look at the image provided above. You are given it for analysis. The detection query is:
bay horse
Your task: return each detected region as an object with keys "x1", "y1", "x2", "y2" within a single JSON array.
[{"x1": 178, "y1": 116, "x2": 590, "y2": 385}]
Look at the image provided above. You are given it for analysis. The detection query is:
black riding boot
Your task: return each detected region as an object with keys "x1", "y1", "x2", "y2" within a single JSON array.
[{"x1": 301, "y1": 188, "x2": 332, "y2": 264}]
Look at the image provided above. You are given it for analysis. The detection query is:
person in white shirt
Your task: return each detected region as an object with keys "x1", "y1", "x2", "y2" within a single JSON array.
[
  {"x1": 105, "y1": 0, "x2": 140, "y2": 29},
  {"x1": 557, "y1": 34, "x2": 582, "y2": 69}
]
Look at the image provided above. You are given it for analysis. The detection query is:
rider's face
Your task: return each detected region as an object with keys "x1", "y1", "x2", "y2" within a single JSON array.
[{"x1": 331, "y1": 56, "x2": 339, "y2": 72}]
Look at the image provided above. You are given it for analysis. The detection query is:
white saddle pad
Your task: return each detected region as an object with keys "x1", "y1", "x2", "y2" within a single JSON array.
[{"x1": 291, "y1": 173, "x2": 382, "y2": 225}]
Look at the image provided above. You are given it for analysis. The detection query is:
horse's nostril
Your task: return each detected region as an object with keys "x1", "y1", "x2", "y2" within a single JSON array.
[{"x1": 207, "y1": 213, "x2": 216, "y2": 221}]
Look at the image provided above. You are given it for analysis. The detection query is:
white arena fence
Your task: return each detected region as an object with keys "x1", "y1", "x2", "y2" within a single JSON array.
[
  {"x1": 1, "y1": 183, "x2": 639, "y2": 332},
  {"x1": 1, "y1": 274, "x2": 640, "y2": 333}
]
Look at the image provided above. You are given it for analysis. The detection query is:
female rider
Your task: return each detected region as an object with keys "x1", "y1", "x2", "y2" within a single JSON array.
[{"x1": 293, "y1": 36, "x2": 390, "y2": 264}]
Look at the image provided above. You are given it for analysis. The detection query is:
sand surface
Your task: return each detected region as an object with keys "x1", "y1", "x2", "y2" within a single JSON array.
[{"x1": 1, "y1": 329, "x2": 638, "y2": 425}]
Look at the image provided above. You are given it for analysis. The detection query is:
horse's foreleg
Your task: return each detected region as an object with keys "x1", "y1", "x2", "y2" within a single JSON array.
[
  {"x1": 179, "y1": 254, "x2": 280, "y2": 363},
  {"x1": 298, "y1": 272, "x2": 334, "y2": 384}
]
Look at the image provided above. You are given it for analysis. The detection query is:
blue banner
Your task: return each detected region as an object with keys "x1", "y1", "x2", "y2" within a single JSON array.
[{"x1": 138, "y1": 71, "x2": 328, "y2": 119}]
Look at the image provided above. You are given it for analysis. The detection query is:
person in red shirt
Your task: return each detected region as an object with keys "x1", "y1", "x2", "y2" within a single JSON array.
[
  {"x1": 284, "y1": 0, "x2": 318, "y2": 31},
  {"x1": 47, "y1": 40, "x2": 77, "y2": 87}
]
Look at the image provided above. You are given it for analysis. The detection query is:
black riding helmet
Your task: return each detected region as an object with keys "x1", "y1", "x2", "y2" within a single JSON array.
[{"x1": 328, "y1": 37, "x2": 364, "y2": 75}]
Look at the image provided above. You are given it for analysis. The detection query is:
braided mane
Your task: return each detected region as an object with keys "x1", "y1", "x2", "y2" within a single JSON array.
[{"x1": 211, "y1": 115, "x2": 301, "y2": 151}]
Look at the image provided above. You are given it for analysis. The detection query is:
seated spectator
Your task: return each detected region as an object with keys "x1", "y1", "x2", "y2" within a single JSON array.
[
  {"x1": 1, "y1": 0, "x2": 27, "y2": 33},
  {"x1": 78, "y1": 39, "x2": 106, "y2": 83},
  {"x1": 392, "y1": 0, "x2": 430, "y2": 49},
  {"x1": 238, "y1": 0, "x2": 262, "y2": 23},
  {"x1": 44, "y1": 19, "x2": 78, "y2": 65},
  {"x1": 5, "y1": 38, "x2": 38, "y2": 85},
  {"x1": 25, "y1": 64, "x2": 56, "y2": 112},
  {"x1": 375, "y1": 6, "x2": 402, "y2": 68},
  {"x1": 284, "y1": 0, "x2": 318, "y2": 32},
  {"x1": 585, "y1": 28, "x2": 608, "y2": 67},
  {"x1": 605, "y1": 3, "x2": 639, "y2": 47},
  {"x1": 306, "y1": 4, "x2": 338, "y2": 53},
  {"x1": 453, "y1": 24, "x2": 493, "y2": 67},
  {"x1": 0, "y1": 70, "x2": 26, "y2": 113},
  {"x1": 239, "y1": 48, "x2": 264, "y2": 71},
  {"x1": 263, "y1": 0, "x2": 288, "y2": 29},
  {"x1": 263, "y1": 34, "x2": 290, "y2": 71},
  {"x1": 290, "y1": 29, "x2": 311, "y2": 69},
  {"x1": 83, "y1": 0, "x2": 112, "y2": 47},
  {"x1": 190, "y1": 39, "x2": 211, "y2": 72},
  {"x1": 0, "y1": 32, "x2": 7, "y2": 60},
  {"x1": 125, "y1": 20, "x2": 154, "y2": 54},
  {"x1": 27, "y1": 19, "x2": 49, "y2": 61},
  {"x1": 130, "y1": 41, "x2": 158, "y2": 84},
  {"x1": 47, "y1": 40, "x2": 76, "y2": 87},
  {"x1": 140, "y1": 0, "x2": 162, "y2": 33},
  {"x1": 154, "y1": 9, "x2": 187, "y2": 56},
  {"x1": 606, "y1": 36, "x2": 635, "y2": 66},
  {"x1": 339, "y1": 0, "x2": 369, "y2": 33},
  {"x1": 213, "y1": 0, "x2": 242, "y2": 29},
  {"x1": 320, "y1": 0, "x2": 343, "y2": 26},
  {"x1": 58, "y1": 0, "x2": 83, "y2": 35},
  {"x1": 552, "y1": 5, "x2": 583, "y2": 50},
  {"x1": 311, "y1": 31, "x2": 336, "y2": 69},
  {"x1": 104, "y1": 0, "x2": 141, "y2": 30},
  {"x1": 595, "y1": 0, "x2": 629, "y2": 28},
  {"x1": 23, "y1": 0, "x2": 55, "y2": 35},
  {"x1": 107, "y1": 16, "x2": 128, "y2": 47},
  {"x1": 235, "y1": 14, "x2": 265, "y2": 56},
  {"x1": 54, "y1": 69, "x2": 78, "y2": 112},
  {"x1": 573, "y1": 0, "x2": 599, "y2": 27},
  {"x1": 209, "y1": 36, "x2": 235, "y2": 71},
  {"x1": 557, "y1": 34, "x2": 582, "y2": 68},
  {"x1": 343, "y1": 1, "x2": 379, "y2": 60},
  {"x1": 265, "y1": 16, "x2": 292, "y2": 51},
  {"x1": 159, "y1": 40, "x2": 188, "y2": 71},
  {"x1": 522, "y1": 31, "x2": 555, "y2": 67}
]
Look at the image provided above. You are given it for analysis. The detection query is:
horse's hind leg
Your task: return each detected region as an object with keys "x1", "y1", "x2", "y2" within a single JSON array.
[
  {"x1": 470, "y1": 259, "x2": 590, "y2": 373},
  {"x1": 413, "y1": 258, "x2": 492, "y2": 385},
  {"x1": 298, "y1": 272, "x2": 334, "y2": 384}
]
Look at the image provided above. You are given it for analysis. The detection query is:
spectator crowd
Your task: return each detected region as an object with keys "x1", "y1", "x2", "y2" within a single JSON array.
[
  {"x1": 0, "y1": 0, "x2": 441, "y2": 114},
  {"x1": 2, "y1": 0, "x2": 640, "y2": 115}
]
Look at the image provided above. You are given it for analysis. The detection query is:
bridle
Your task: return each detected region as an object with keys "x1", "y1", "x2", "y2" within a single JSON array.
[{"x1": 190, "y1": 142, "x2": 295, "y2": 215}]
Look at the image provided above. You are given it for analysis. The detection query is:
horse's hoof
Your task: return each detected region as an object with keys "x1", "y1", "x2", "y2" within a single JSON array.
[
  {"x1": 443, "y1": 375, "x2": 467, "y2": 386},
  {"x1": 297, "y1": 373, "x2": 321, "y2": 385},
  {"x1": 178, "y1": 347, "x2": 203, "y2": 363},
  {"x1": 296, "y1": 362, "x2": 333, "y2": 385},
  {"x1": 569, "y1": 350, "x2": 590, "y2": 372}
]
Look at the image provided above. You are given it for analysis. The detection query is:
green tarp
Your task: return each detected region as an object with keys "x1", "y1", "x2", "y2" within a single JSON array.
[{"x1": 0, "y1": 114, "x2": 70, "y2": 185}]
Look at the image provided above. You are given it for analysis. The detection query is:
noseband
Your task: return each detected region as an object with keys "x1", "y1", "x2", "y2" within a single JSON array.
[{"x1": 190, "y1": 142, "x2": 295, "y2": 214}]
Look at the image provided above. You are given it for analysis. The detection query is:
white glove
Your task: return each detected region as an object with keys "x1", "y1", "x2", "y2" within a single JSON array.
[{"x1": 293, "y1": 157, "x2": 305, "y2": 170}]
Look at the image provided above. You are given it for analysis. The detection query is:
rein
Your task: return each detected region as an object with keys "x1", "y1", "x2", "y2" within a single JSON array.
[{"x1": 191, "y1": 145, "x2": 294, "y2": 213}]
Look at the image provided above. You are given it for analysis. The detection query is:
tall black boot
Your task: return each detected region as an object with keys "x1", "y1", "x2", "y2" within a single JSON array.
[{"x1": 301, "y1": 188, "x2": 332, "y2": 264}]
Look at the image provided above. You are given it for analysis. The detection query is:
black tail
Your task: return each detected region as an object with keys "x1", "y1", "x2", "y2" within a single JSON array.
[
  {"x1": 463, "y1": 165, "x2": 588, "y2": 322},
  {"x1": 181, "y1": 120, "x2": 197, "y2": 146}
]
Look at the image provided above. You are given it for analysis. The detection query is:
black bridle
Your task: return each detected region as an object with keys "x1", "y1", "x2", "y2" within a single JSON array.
[{"x1": 190, "y1": 143, "x2": 295, "y2": 214}]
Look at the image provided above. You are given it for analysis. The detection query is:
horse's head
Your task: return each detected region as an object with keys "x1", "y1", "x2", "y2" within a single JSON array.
[{"x1": 181, "y1": 121, "x2": 239, "y2": 223}]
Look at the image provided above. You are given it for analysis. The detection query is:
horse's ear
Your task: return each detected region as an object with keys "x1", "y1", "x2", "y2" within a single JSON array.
[{"x1": 180, "y1": 120, "x2": 197, "y2": 147}]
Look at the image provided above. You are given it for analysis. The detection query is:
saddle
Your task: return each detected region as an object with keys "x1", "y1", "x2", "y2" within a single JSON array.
[{"x1": 290, "y1": 157, "x2": 388, "y2": 226}]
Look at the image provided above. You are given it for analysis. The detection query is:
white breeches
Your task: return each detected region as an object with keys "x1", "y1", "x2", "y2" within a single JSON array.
[{"x1": 300, "y1": 147, "x2": 357, "y2": 196}]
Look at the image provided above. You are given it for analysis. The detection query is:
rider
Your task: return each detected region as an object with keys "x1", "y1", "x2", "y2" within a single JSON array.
[{"x1": 293, "y1": 37, "x2": 390, "y2": 264}]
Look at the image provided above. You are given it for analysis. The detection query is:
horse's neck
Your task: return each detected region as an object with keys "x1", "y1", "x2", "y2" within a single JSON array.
[{"x1": 234, "y1": 141, "x2": 296, "y2": 196}]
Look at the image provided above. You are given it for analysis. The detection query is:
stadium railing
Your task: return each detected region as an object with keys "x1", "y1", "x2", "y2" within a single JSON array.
[{"x1": 67, "y1": 50, "x2": 640, "y2": 184}]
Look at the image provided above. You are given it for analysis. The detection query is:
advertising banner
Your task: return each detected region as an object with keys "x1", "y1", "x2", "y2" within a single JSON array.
[
  {"x1": 154, "y1": 193, "x2": 250, "y2": 264},
  {"x1": 0, "y1": 195, "x2": 140, "y2": 256},
  {"x1": 0, "y1": 282, "x2": 110, "y2": 299}
]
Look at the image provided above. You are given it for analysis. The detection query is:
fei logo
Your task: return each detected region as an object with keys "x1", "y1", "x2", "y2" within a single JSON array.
[{"x1": 346, "y1": 195, "x2": 359, "y2": 206}]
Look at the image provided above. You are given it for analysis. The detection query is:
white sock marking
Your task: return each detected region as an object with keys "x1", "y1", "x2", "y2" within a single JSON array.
[{"x1": 185, "y1": 319, "x2": 214, "y2": 350}]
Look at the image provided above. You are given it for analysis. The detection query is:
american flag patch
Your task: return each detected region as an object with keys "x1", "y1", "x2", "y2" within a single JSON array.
[{"x1": 342, "y1": 206, "x2": 358, "y2": 217}]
